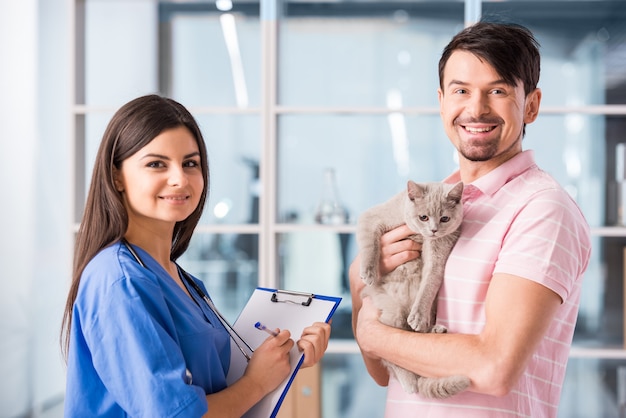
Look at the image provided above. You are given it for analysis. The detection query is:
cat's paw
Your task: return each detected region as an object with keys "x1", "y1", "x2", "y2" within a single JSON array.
[
  {"x1": 407, "y1": 313, "x2": 430, "y2": 333},
  {"x1": 430, "y1": 324, "x2": 447, "y2": 334},
  {"x1": 360, "y1": 266, "x2": 378, "y2": 286}
]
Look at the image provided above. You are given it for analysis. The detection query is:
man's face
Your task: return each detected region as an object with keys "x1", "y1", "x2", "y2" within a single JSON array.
[{"x1": 438, "y1": 50, "x2": 541, "y2": 168}]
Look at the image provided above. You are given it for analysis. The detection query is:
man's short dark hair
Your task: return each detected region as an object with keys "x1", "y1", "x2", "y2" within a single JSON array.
[{"x1": 439, "y1": 21, "x2": 541, "y2": 96}]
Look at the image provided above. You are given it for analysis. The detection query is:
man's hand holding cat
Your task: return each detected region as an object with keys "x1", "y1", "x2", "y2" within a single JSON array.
[
  {"x1": 355, "y1": 296, "x2": 385, "y2": 358},
  {"x1": 379, "y1": 225, "x2": 422, "y2": 276}
]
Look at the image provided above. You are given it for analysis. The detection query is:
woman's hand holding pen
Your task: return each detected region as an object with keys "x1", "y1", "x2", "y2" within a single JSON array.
[
  {"x1": 251, "y1": 320, "x2": 331, "y2": 369},
  {"x1": 245, "y1": 329, "x2": 293, "y2": 395},
  {"x1": 243, "y1": 320, "x2": 330, "y2": 397}
]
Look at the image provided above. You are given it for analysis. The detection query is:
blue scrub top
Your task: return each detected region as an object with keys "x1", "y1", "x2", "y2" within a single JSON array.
[{"x1": 65, "y1": 242, "x2": 232, "y2": 417}]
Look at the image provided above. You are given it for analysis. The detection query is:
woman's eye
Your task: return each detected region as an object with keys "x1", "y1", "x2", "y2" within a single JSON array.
[
  {"x1": 147, "y1": 161, "x2": 165, "y2": 168},
  {"x1": 184, "y1": 160, "x2": 200, "y2": 168}
]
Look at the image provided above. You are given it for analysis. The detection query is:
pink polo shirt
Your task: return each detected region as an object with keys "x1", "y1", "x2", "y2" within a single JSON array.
[{"x1": 384, "y1": 150, "x2": 592, "y2": 418}]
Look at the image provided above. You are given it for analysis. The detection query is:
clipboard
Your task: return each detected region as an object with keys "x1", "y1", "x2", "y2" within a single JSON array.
[{"x1": 225, "y1": 287, "x2": 342, "y2": 418}]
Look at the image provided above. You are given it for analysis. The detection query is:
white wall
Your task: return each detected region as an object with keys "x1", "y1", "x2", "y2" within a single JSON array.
[
  {"x1": 0, "y1": 0, "x2": 71, "y2": 415},
  {"x1": 34, "y1": 0, "x2": 72, "y2": 413},
  {"x1": 0, "y1": 1, "x2": 39, "y2": 415}
]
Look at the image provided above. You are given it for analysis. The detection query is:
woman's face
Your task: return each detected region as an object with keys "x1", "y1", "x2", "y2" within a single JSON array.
[{"x1": 115, "y1": 126, "x2": 204, "y2": 234}]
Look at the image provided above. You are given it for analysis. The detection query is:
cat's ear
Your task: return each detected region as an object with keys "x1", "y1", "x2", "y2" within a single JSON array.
[
  {"x1": 447, "y1": 181, "x2": 464, "y2": 203},
  {"x1": 407, "y1": 180, "x2": 425, "y2": 201}
]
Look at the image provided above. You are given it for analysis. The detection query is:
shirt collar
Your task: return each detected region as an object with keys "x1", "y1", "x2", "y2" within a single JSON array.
[{"x1": 444, "y1": 150, "x2": 537, "y2": 197}]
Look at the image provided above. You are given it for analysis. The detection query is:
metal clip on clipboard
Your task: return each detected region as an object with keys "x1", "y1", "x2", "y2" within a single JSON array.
[{"x1": 270, "y1": 289, "x2": 314, "y2": 307}]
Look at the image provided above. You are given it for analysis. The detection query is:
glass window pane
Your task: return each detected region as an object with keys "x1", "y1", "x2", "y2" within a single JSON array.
[
  {"x1": 278, "y1": 230, "x2": 354, "y2": 298},
  {"x1": 82, "y1": 112, "x2": 115, "y2": 216},
  {"x1": 321, "y1": 352, "x2": 386, "y2": 417},
  {"x1": 524, "y1": 114, "x2": 605, "y2": 228},
  {"x1": 179, "y1": 233, "x2": 259, "y2": 324},
  {"x1": 279, "y1": 231, "x2": 355, "y2": 340},
  {"x1": 605, "y1": 115, "x2": 626, "y2": 226},
  {"x1": 559, "y1": 358, "x2": 626, "y2": 417},
  {"x1": 84, "y1": 1, "x2": 158, "y2": 105},
  {"x1": 165, "y1": 5, "x2": 261, "y2": 107},
  {"x1": 576, "y1": 236, "x2": 619, "y2": 348},
  {"x1": 280, "y1": 2, "x2": 464, "y2": 107},
  {"x1": 196, "y1": 114, "x2": 261, "y2": 225},
  {"x1": 278, "y1": 114, "x2": 456, "y2": 225},
  {"x1": 483, "y1": 0, "x2": 626, "y2": 106}
]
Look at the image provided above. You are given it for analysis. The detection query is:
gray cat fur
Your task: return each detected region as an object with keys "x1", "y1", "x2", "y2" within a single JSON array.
[{"x1": 357, "y1": 180, "x2": 470, "y2": 398}]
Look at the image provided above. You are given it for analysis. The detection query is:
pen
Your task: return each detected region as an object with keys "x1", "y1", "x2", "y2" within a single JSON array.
[{"x1": 255, "y1": 321, "x2": 278, "y2": 337}]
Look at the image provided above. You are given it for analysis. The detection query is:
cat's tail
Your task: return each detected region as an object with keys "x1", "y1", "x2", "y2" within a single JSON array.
[{"x1": 418, "y1": 374, "x2": 471, "y2": 399}]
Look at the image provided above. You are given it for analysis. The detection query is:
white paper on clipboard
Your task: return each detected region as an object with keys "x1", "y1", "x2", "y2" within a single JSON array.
[{"x1": 225, "y1": 287, "x2": 341, "y2": 418}]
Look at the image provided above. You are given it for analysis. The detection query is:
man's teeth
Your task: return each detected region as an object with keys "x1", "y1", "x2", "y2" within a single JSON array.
[{"x1": 465, "y1": 126, "x2": 493, "y2": 133}]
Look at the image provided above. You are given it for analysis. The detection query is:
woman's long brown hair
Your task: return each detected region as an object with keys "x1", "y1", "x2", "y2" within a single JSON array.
[{"x1": 60, "y1": 95, "x2": 210, "y2": 358}]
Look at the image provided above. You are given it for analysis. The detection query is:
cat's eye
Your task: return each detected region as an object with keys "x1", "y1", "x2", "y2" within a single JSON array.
[
  {"x1": 419, "y1": 215, "x2": 429, "y2": 222},
  {"x1": 440, "y1": 216, "x2": 450, "y2": 223}
]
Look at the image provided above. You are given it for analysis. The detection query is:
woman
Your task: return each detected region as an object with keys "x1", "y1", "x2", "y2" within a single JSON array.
[{"x1": 61, "y1": 94, "x2": 330, "y2": 417}]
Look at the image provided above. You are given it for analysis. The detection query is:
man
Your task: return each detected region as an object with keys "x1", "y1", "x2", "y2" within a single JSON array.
[{"x1": 350, "y1": 21, "x2": 591, "y2": 417}]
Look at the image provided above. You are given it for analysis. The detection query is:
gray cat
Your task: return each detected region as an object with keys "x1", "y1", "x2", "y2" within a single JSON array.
[{"x1": 356, "y1": 180, "x2": 470, "y2": 398}]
